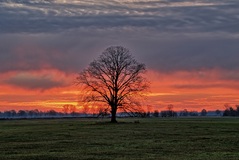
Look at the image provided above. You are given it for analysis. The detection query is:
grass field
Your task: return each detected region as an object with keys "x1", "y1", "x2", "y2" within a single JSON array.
[{"x1": 0, "y1": 118, "x2": 239, "y2": 160}]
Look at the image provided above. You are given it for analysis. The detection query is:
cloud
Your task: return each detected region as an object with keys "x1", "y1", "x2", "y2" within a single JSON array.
[
  {"x1": 133, "y1": 35, "x2": 239, "y2": 72},
  {"x1": 2, "y1": 72, "x2": 67, "y2": 90},
  {"x1": 1, "y1": 28, "x2": 239, "y2": 74},
  {"x1": 0, "y1": 0, "x2": 238, "y2": 34},
  {"x1": 173, "y1": 83, "x2": 239, "y2": 90},
  {"x1": 0, "y1": 0, "x2": 239, "y2": 76},
  {"x1": 0, "y1": 32, "x2": 105, "y2": 73}
]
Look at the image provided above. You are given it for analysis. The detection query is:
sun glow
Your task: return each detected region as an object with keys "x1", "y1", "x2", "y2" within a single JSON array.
[{"x1": 1, "y1": 68, "x2": 239, "y2": 112}]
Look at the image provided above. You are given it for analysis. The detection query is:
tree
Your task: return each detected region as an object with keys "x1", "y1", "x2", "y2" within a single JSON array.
[
  {"x1": 201, "y1": 109, "x2": 207, "y2": 116},
  {"x1": 180, "y1": 109, "x2": 188, "y2": 116},
  {"x1": 62, "y1": 104, "x2": 77, "y2": 115},
  {"x1": 153, "y1": 110, "x2": 159, "y2": 117},
  {"x1": 167, "y1": 104, "x2": 174, "y2": 111},
  {"x1": 189, "y1": 111, "x2": 199, "y2": 116},
  {"x1": 223, "y1": 106, "x2": 238, "y2": 116},
  {"x1": 236, "y1": 105, "x2": 239, "y2": 115},
  {"x1": 77, "y1": 46, "x2": 148, "y2": 123},
  {"x1": 62, "y1": 105, "x2": 70, "y2": 114},
  {"x1": 161, "y1": 104, "x2": 177, "y2": 117},
  {"x1": 161, "y1": 110, "x2": 177, "y2": 117},
  {"x1": 18, "y1": 110, "x2": 27, "y2": 117},
  {"x1": 46, "y1": 110, "x2": 57, "y2": 116},
  {"x1": 97, "y1": 107, "x2": 110, "y2": 118},
  {"x1": 215, "y1": 109, "x2": 221, "y2": 116}
]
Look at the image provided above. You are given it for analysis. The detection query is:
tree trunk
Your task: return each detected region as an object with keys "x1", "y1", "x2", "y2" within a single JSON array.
[{"x1": 110, "y1": 107, "x2": 117, "y2": 123}]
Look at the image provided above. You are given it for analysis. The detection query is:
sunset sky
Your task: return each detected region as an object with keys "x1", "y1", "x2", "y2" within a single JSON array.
[{"x1": 1, "y1": 0, "x2": 239, "y2": 112}]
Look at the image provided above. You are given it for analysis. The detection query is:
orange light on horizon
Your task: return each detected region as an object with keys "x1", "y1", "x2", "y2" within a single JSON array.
[{"x1": 0, "y1": 68, "x2": 239, "y2": 112}]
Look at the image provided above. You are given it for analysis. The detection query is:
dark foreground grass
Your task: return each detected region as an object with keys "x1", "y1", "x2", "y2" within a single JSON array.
[{"x1": 0, "y1": 118, "x2": 239, "y2": 160}]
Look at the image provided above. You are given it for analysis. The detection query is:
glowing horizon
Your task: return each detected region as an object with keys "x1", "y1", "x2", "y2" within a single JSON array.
[{"x1": 1, "y1": 69, "x2": 238, "y2": 112}]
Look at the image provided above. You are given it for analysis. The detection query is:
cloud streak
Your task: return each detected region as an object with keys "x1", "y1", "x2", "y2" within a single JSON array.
[
  {"x1": 0, "y1": 70, "x2": 69, "y2": 90},
  {"x1": 4, "y1": 73, "x2": 64, "y2": 90},
  {"x1": 0, "y1": 0, "x2": 238, "y2": 33}
]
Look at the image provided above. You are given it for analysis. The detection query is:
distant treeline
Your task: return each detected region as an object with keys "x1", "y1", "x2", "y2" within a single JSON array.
[
  {"x1": 150, "y1": 109, "x2": 219, "y2": 117},
  {"x1": 0, "y1": 105, "x2": 238, "y2": 119},
  {"x1": 0, "y1": 109, "x2": 220, "y2": 119},
  {"x1": 0, "y1": 109, "x2": 82, "y2": 119},
  {"x1": 223, "y1": 105, "x2": 239, "y2": 116}
]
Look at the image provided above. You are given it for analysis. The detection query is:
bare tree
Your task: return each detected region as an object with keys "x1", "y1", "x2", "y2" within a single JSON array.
[
  {"x1": 62, "y1": 104, "x2": 76, "y2": 114},
  {"x1": 77, "y1": 46, "x2": 148, "y2": 123}
]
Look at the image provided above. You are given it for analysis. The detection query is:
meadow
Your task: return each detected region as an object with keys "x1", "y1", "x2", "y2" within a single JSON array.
[{"x1": 0, "y1": 118, "x2": 239, "y2": 160}]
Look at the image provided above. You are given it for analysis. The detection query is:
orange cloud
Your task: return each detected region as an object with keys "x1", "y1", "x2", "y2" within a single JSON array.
[
  {"x1": 146, "y1": 69, "x2": 239, "y2": 111},
  {"x1": 0, "y1": 69, "x2": 79, "y2": 112}
]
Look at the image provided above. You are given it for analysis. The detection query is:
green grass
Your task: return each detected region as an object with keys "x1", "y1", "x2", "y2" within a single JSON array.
[{"x1": 0, "y1": 118, "x2": 239, "y2": 160}]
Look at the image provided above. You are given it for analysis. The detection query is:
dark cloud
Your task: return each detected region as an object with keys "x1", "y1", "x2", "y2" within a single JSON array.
[
  {"x1": 0, "y1": 32, "x2": 109, "y2": 73},
  {"x1": 0, "y1": 0, "x2": 239, "y2": 75},
  {"x1": 0, "y1": 0, "x2": 239, "y2": 33},
  {"x1": 1, "y1": 29, "x2": 239, "y2": 74},
  {"x1": 3, "y1": 73, "x2": 65, "y2": 90},
  {"x1": 218, "y1": 70, "x2": 239, "y2": 81},
  {"x1": 173, "y1": 83, "x2": 239, "y2": 90},
  {"x1": 132, "y1": 36, "x2": 239, "y2": 72}
]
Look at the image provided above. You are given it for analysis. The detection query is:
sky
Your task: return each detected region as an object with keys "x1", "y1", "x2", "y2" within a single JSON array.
[{"x1": 0, "y1": 0, "x2": 239, "y2": 112}]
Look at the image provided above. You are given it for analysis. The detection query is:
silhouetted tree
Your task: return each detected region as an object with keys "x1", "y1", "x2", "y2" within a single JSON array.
[
  {"x1": 4, "y1": 110, "x2": 16, "y2": 118},
  {"x1": 18, "y1": 110, "x2": 27, "y2": 117},
  {"x1": 161, "y1": 104, "x2": 177, "y2": 117},
  {"x1": 236, "y1": 105, "x2": 239, "y2": 115},
  {"x1": 28, "y1": 109, "x2": 39, "y2": 117},
  {"x1": 153, "y1": 110, "x2": 159, "y2": 117},
  {"x1": 77, "y1": 46, "x2": 148, "y2": 123},
  {"x1": 189, "y1": 111, "x2": 199, "y2": 116},
  {"x1": 146, "y1": 111, "x2": 151, "y2": 117},
  {"x1": 161, "y1": 110, "x2": 177, "y2": 117},
  {"x1": 215, "y1": 109, "x2": 221, "y2": 116},
  {"x1": 62, "y1": 105, "x2": 69, "y2": 114},
  {"x1": 133, "y1": 111, "x2": 147, "y2": 118},
  {"x1": 97, "y1": 108, "x2": 110, "y2": 118},
  {"x1": 179, "y1": 109, "x2": 189, "y2": 116},
  {"x1": 223, "y1": 106, "x2": 238, "y2": 116},
  {"x1": 167, "y1": 104, "x2": 174, "y2": 111},
  {"x1": 82, "y1": 105, "x2": 90, "y2": 115},
  {"x1": 69, "y1": 105, "x2": 76, "y2": 114},
  {"x1": 62, "y1": 104, "x2": 77, "y2": 114},
  {"x1": 201, "y1": 109, "x2": 207, "y2": 116},
  {"x1": 46, "y1": 110, "x2": 57, "y2": 116}
]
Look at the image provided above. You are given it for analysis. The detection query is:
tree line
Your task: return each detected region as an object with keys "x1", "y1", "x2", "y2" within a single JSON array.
[
  {"x1": 223, "y1": 104, "x2": 239, "y2": 116},
  {"x1": 0, "y1": 109, "x2": 79, "y2": 119},
  {"x1": 0, "y1": 107, "x2": 236, "y2": 119}
]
